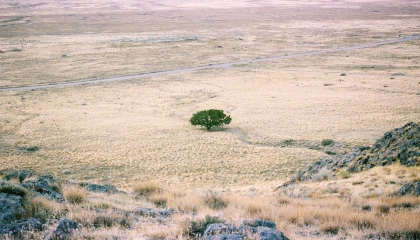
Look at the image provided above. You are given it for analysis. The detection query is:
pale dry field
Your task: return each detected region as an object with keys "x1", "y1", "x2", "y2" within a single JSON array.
[{"x1": 1, "y1": 0, "x2": 420, "y2": 192}]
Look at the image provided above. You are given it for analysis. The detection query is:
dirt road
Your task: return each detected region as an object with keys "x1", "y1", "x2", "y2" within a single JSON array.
[{"x1": 1, "y1": 35, "x2": 419, "y2": 92}]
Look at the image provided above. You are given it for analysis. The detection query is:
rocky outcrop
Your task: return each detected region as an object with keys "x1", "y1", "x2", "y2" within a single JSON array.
[
  {"x1": 396, "y1": 182, "x2": 420, "y2": 196},
  {"x1": 278, "y1": 122, "x2": 420, "y2": 188},
  {"x1": 203, "y1": 219, "x2": 289, "y2": 240},
  {"x1": 44, "y1": 218, "x2": 78, "y2": 240},
  {"x1": 204, "y1": 223, "x2": 238, "y2": 236},
  {"x1": 0, "y1": 170, "x2": 129, "y2": 238},
  {"x1": 348, "y1": 122, "x2": 419, "y2": 171},
  {"x1": 21, "y1": 175, "x2": 65, "y2": 202}
]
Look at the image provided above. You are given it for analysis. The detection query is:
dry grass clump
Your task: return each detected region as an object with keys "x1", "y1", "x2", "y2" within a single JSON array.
[
  {"x1": 63, "y1": 186, "x2": 87, "y2": 204},
  {"x1": 92, "y1": 212, "x2": 132, "y2": 229},
  {"x1": 26, "y1": 196, "x2": 65, "y2": 223},
  {"x1": 168, "y1": 193, "x2": 203, "y2": 213},
  {"x1": 133, "y1": 181, "x2": 164, "y2": 197}
]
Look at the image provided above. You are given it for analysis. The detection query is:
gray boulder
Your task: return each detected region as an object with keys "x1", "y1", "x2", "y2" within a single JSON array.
[
  {"x1": 204, "y1": 223, "x2": 238, "y2": 236},
  {"x1": 239, "y1": 220, "x2": 289, "y2": 240},
  {"x1": 44, "y1": 218, "x2": 78, "y2": 240},
  {"x1": 255, "y1": 227, "x2": 289, "y2": 240},
  {"x1": 205, "y1": 234, "x2": 244, "y2": 240}
]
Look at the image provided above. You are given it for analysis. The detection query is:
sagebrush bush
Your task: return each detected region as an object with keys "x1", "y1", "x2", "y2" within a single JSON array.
[{"x1": 203, "y1": 191, "x2": 228, "y2": 210}]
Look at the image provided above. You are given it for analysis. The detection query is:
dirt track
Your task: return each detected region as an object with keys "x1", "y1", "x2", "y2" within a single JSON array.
[{"x1": 1, "y1": 35, "x2": 419, "y2": 92}]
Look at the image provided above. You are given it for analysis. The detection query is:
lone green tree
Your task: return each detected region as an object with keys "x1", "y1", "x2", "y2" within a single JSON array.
[{"x1": 190, "y1": 109, "x2": 232, "y2": 130}]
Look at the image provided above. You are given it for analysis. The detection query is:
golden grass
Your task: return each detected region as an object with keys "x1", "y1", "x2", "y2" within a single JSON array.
[
  {"x1": 63, "y1": 186, "x2": 87, "y2": 204},
  {"x1": 27, "y1": 196, "x2": 65, "y2": 221},
  {"x1": 133, "y1": 181, "x2": 164, "y2": 197},
  {"x1": 0, "y1": 1, "x2": 419, "y2": 238}
]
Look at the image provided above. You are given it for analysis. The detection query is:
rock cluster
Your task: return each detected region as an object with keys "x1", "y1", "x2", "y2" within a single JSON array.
[
  {"x1": 0, "y1": 170, "x2": 119, "y2": 238},
  {"x1": 203, "y1": 219, "x2": 289, "y2": 240},
  {"x1": 278, "y1": 122, "x2": 419, "y2": 189}
]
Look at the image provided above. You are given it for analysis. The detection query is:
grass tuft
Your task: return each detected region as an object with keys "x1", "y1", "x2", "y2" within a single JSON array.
[
  {"x1": 133, "y1": 181, "x2": 163, "y2": 197},
  {"x1": 63, "y1": 186, "x2": 86, "y2": 204},
  {"x1": 203, "y1": 191, "x2": 228, "y2": 210}
]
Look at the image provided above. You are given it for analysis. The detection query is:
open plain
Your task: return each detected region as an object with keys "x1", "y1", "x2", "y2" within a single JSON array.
[{"x1": 0, "y1": 0, "x2": 419, "y2": 239}]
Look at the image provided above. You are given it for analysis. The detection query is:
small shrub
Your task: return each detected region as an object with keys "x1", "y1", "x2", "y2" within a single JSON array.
[
  {"x1": 377, "y1": 205, "x2": 390, "y2": 214},
  {"x1": 392, "y1": 202, "x2": 413, "y2": 209},
  {"x1": 338, "y1": 170, "x2": 351, "y2": 179},
  {"x1": 361, "y1": 205, "x2": 372, "y2": 212},
  {"x1": 63, "y1": 186, "x2": 86, "y2": 204},
  {"x1": 321, "y1": 139, "x2": 334, "y2": 146},
  {"x1": 133, "y1": 181, "x2": 163, "y2": 197},
  {"x1": 190, "y1": 109, "x2": 232, "y2": 130},
  {"x1": 18, "y1": 146, "x2": 39, "y2": 152},
  {"x1": 340, "y1": 73, "x2": 346, "y2": 76},
  {"x1": 325, "y1": 150, "x2": 336, "y2": 155},
  {"x1": 352, "y1": 181, "x2": 364, "y2": 185},
  {"x1": 282, "y1": 139, "x2": 294, "y2": 146},
  {"x1": 352, "y1": 218, "x2": 375, "y2": 230},
  {"x1": 321, "y1": 224, "x2": 343, "y2": 235},
  {"x1": 246, "y1": 203, "x2": 263, "y2": 216},
  {"x1": 203, "y1": 191, "x2": 228, "y2": 210},
  {"x1": 278, "y1": 198, "x2": 290, "y2": 205},
  {"x1": 26, "y1": 146, "x2": 39, "y2": 152}
]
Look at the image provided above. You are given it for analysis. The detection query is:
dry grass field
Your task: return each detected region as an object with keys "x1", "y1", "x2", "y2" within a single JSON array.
[{"x1": 0, "y1": 0, "x2": 419, "y2": 239}]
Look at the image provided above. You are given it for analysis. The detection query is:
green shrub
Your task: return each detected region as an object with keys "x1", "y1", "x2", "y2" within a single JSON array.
[
  {"x1": 190, "y1": 109, "x2": 231, "y2": 130},
  {"x1": 321, "y1": 139, "x2": 334, "y2": 146}
]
